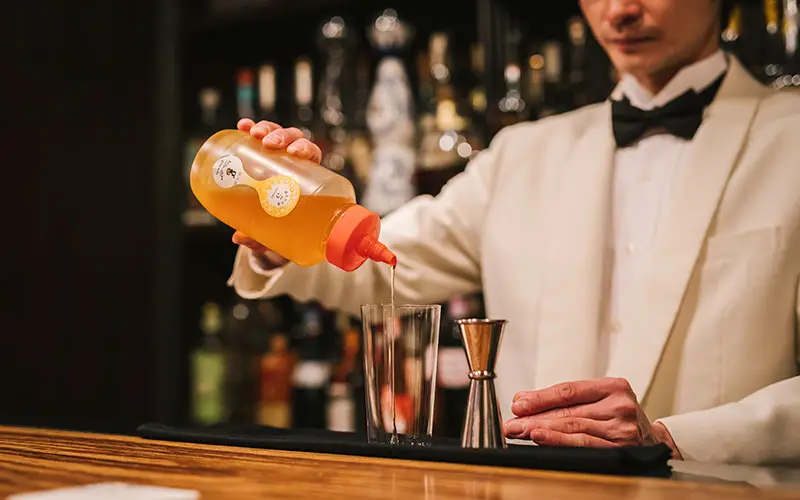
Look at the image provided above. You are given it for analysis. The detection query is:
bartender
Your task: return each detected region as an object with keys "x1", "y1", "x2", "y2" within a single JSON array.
[{"x1": 228, "y1": 0, "x2": 800, "y2": 465}]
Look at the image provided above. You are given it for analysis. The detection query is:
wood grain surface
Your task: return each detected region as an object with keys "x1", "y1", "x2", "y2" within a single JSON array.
[{"x1": 1, "y1": 425, "x2": 798, "y2": 499}]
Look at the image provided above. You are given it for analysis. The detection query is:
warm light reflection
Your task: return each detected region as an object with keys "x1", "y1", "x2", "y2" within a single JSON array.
[
  {"x1": 322, "y1": 16, "x2": 346, "y2": 39},
  {"x1": 375, "y1": 9, "x2": 399, "y2": 32},
  {"x1": 233, "y1": 303, "x2": 249, "y2": 320},
  {"x1": 439, "y1": 132, "x2": 457, "y2": 152},
  {"x1": 528, "y1": 54, "x2": 544, "y2": 70},
  {"x1": 504, "y1": 64, "x2": 521, "y2": 83}
]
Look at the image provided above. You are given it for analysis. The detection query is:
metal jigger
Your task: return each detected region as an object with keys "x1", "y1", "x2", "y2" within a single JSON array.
[{"x1": 456, "y1": 319, "x2": 508, "y2": 449}]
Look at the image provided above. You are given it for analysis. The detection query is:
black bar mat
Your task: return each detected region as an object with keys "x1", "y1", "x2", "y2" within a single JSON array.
[{"x1": 137, "y1": 422, "x2": 672, "y2": 478}]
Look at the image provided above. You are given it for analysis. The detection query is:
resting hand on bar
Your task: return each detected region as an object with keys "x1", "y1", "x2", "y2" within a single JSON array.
[{"x1": 504, "y1": 378, "x2": 680, "y2": 459}]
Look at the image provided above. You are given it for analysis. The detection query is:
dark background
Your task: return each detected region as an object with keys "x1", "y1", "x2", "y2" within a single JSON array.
[
  {"x1": 0, "y1": 0, "x2": 783, "y2": 434},
  {"x1": 0, "y1": 0, "x2": 582, "y2": 435}
]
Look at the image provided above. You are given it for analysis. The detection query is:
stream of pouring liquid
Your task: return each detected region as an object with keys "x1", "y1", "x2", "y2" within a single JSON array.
[{"x1": 388, "y1": 264, "x2": 398, "y2": 444}]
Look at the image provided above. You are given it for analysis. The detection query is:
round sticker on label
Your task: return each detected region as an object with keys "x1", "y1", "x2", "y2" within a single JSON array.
[
  {"x1": 212, "y1": 155, "x2": 244, "y2": 188},
  {"x1": 260, "y1": 175, "x2": 301, "y2": 217}
]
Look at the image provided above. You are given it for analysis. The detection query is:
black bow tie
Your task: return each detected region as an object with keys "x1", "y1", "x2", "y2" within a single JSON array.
[{"x1": 611, "y1": 76, "x2": 724, "y2": 148}]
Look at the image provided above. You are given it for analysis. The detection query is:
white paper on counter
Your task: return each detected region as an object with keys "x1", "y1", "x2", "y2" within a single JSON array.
[{"x1": 8, "y1": 482, "x2": 200, "y2": 500}]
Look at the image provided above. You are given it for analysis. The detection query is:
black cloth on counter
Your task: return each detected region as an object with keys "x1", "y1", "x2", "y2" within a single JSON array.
[{"x1": 136, "y1": 422, "x2": 672, "y2": 478}]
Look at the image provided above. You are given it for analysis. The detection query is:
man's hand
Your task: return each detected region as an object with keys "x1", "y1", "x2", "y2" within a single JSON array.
[
  {"x1": 503, "y1": 377, "x2": 682, "y2": 459},
  {"x1": 238, "y1": 118, "x2": 322, "y2": 163},
  {"x1": 231, "y1": 118, "x2": 322, "y2": 265}
]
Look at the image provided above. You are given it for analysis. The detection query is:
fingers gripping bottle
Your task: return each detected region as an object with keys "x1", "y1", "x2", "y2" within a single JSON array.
[{"x1": 190, "y1": 130, "x2": 397, "y2": 271}]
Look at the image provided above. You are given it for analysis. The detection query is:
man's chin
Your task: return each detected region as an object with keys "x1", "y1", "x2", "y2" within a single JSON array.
[{"x1": 610, "y1": 53, "x2": 663, "y2": 79}]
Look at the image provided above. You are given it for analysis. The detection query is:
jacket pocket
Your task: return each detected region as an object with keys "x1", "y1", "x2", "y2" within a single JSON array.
[{"x1": 703, "y1": 226, "x2": 783, "y2": 264}]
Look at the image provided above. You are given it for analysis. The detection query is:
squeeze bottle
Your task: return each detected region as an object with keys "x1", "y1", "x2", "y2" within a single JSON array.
[{"x1": 190, "y1": 129, "x2": 397, "y2": 271}]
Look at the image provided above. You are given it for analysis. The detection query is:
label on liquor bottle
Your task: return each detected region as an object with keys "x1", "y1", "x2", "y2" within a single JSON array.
[
  {"x1": 437, "y1": 347, "x2": 470, "y2": 388},
  {"x1": 259, "y1": 175, "x2": 300, "y2": 217},
  {"x1": 191, "y1": 350, "x2": 225, "y2": 425},
  {"x1": 292, "y1": 360, "x2": 331, "y2": 388},
  {"x1": 212, "y1": 154, "x2": 245, "y2": 188},
  {"x1": 259, "y1": 403, "x2": 291, "y2": 428},
  {"x1": 327, "y1": 382, "x2": 355, "y2": 432}
]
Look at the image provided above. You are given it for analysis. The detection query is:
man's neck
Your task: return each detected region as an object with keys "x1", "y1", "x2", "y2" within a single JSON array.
[{"x1": 632, "y1": 38, "x2": 721, "y2": 95}]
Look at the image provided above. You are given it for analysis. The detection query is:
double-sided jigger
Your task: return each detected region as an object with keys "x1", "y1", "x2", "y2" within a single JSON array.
[{"x1": 456, "y1": 318, "x2": 508, "y2": 449}]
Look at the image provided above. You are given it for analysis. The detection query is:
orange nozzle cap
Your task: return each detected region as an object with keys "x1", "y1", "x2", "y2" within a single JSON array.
[
  {"x1": 357, "y1": 237, "x2": 398, "y2": 267},
  {"x1": 325, "y1": 205, "x2": 397, "y2": 272}
]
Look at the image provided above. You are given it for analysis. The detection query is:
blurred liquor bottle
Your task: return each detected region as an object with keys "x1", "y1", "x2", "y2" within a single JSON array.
[
  {"x1": 257, "y1": 63, "x2": 279, "y2": 123},
  {"x1": 415, "y1": 32, "x2": 471, "y2": 197},
  {"x1": 780, "y1": 0, "x2": 800, "y2": 90},
  {"x1": 223, "y1": 300, "x2": 261, "y2": 424},
  {"x1": 464, "y1": 42, "x2": 489, "y2": 154},
  {"x1": 567, "y1": 16, "x2": 590, "y2": 108},
  {"x1": 190, "y1": 301, "x2": 227, "y2": 425},
  {"x1": 541, "y1": 40, "x2": 567, "y2": 117},
  {"x1": 497, "y1": 27, "x2": 527, "y2": 129},
  {"x1": 760, "y1": 0, "x2": 783, "y2": 81},
  {"x1": 721, "y1": 3, "x2": 743, "y2": 59},
  {"x1": 293, "y1": 57, "x2": 319, "y2": 144},
  {"x1": 258, "y1": 332, "x2": 296, "y2": 428},
  {"x1": 182, "y1": 88, "x2": 220, "y2": 227},
  {"x1": 326, "y1": 312, "x2": 361, "y2": 432},
  {"x1": 236, "y1": 68, "x2": 256, "y2": 120},
  {"x1": 316, "y1": 16, "x2": 361, "y2": 196},
  {"x1": 256, "y1": 300, "x2": 294, "y2": 428},
  {"x1": 417, "y1": 49, "x2": 437, "y2": 121},
  {"x1": 361, "y1": 9, "x2": 417, "y2": 216},
  {"x1": 435, "y1": 295, "x2": 481, "y2": 438},
  {"x1": 291, "y1": 303, "x2": 332, "y2": 429},
  {"x1": 346, "y1": 53, "x2": 375, "y2": 198},
  {"x1": 524, "y1": 45, "x2": 546, "y2": 120}
]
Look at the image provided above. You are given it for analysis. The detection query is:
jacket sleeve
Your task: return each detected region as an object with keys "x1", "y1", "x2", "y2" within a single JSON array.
[
  {"x1": 227, "y1": 128, "x2": 511, "y2": 316},
  {"x1": 657, "y1": 278, "x2": 800, "y2": 466},
  {"x1": 657, "y1": 376, "x2": 800, "y2": 466}
]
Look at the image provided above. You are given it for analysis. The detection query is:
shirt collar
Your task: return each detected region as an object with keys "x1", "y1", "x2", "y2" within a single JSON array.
[{"x1": 611, "y1": 50, "x2": 729, "y2": 110}]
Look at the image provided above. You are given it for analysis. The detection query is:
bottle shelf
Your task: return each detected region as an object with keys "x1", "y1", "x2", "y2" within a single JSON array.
[{"x1": 188, "y1": 0, "x2": 353, "y2": 34}]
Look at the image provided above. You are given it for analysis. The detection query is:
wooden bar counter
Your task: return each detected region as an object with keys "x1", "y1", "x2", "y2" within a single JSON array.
[{"x1": 1, "y1": 425, "x2": 799, "y2": 499}]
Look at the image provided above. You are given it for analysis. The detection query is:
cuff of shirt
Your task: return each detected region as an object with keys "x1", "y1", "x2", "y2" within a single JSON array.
[
  {"x1": 655, "y1": 409, "x2": 741, "y2": 464},
  {"x1": 248, "y1": 249, "x2": 284, "y2": 277}
]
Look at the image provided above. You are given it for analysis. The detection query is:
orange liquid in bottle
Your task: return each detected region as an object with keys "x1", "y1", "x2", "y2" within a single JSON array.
[{"x1": 191, "y1": 179, "x2": 353, "y2": 266}]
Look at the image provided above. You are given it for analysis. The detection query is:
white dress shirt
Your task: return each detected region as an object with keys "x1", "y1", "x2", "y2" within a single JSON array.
[{"x1": 596, "y1": 50, "x2": 729, "y2": 376}]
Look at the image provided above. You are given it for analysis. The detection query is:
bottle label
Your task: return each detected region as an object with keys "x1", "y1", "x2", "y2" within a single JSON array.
[
  {"x1": 327, "y1": 382, "x2": 355, "y2": 432},
  {"x1": 191, "y1": 350, "x2": 226, "y2": 425},
  {"x1": 259, "y1": 403, "x2": 291, "y2": 428},
  {"x1": 259, "y1": 175, "x2": 301, "y2": 218},
  {"x1": 292, "y1": 360, "x2": 331, "y2": 388},
  {"x1": 212, "y1": 155, "x2": 245, "y2": 188},
  {"x1": 212, "y1": 154, "x2": 301, "y2": 218},
  {"x1": 437, "y1": 347, "x2": 470, "y2": 388}
]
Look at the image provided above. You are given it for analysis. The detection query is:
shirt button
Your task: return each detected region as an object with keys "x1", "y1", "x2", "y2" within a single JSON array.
[{"x1": 626, "y1": 243, "x2": 636, "y2": 253}]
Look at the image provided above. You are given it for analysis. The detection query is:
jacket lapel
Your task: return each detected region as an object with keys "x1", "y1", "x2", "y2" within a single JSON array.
[
  {"x1": 607, "y1": 57, "x2": 770, "y2": 401},
  {"x1": 535, "y1": 104, "x2": 616, "y2": 389}
]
